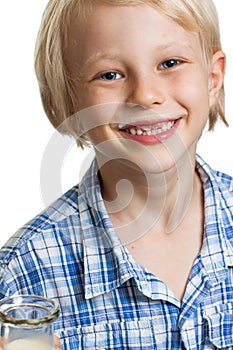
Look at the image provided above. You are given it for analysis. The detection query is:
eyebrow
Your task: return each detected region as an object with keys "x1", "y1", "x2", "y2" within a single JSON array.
[
  {"x1": 82, "y1": 52, "x2": 120, "y2": 67},
  {"x1": 155, "y1": 41, "x2": 196, "y2": 53},
  {"x1": 80, "y1": 41, "x2": 196, "y2": 72}
]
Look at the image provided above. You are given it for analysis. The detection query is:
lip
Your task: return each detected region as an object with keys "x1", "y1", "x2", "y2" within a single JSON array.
[{"x1": 118, "y1": 118, "x2": 181, "y2": 145}]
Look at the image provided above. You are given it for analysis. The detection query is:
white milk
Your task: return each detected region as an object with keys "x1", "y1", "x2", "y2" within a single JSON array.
[{"x1": 5, "y1": 337, "x2": 52, "y2": 350}]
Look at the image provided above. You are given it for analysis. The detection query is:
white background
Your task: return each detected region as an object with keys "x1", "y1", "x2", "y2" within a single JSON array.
[{"x1": 0, "y1": 1, "x2": 232, "y2": 247}]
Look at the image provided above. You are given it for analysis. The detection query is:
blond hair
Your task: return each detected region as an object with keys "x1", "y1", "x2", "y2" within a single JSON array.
[{"x1": 35, "y1": 0, "x2": 227, "y2": 148}]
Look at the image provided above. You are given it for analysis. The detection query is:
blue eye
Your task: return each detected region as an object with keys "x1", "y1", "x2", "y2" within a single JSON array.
[
  {"x1": 160, "y1": 59, "x2": 180, "y2": 69},
  {"x1": 101, "y1": 72, "x2": 122, "y2": 80}
]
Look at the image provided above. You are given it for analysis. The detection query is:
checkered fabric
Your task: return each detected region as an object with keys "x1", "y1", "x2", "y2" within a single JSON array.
[{"x1": 1, "y1": 155, "x2": 233, "y2": 349}]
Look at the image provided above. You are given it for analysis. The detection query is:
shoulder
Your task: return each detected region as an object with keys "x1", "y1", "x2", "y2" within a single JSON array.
[
  {"x1": 0, "y1": 159, "x2": 99, "y2": 283},
  {"x1": 214, "y1": 170, "x2": 233, "y2": 247},
  {"x1": 0, "y1": 183, "x2": 82, "y2": 270},
  {"x1": 196, "y1": 154, "x2": 233, "y2": 194},
  {"x1": 197, "y1": 155, "x2": 233, "y2": 242},
  {"x1": 214, "y1": 169, "x2": 233, "y2": 227},
  {"x1": 0, "y1": 182, "x2": 91, "y2": 299},
  {"x1": 214, "y1": 169, "x2": 233, "y2": 221},
  {"x1": 196, "y1": 153, "x2": 233, "y2": 218},
  {"x1": 215, "y1": 169, "x2": 233, "y2": 192},
  {"x1": 208, "y1": 164, "x2": 233, "y2": 201}
]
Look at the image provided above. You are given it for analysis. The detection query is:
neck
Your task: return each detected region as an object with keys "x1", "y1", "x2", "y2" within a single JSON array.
[{"x1": 96, "y1": 149, "x2": 200, "y2": 244}]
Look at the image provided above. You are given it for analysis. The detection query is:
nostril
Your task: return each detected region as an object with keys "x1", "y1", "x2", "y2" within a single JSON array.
[{"x1": 126, "y1": 77, "x2": 166, "y2": 108}]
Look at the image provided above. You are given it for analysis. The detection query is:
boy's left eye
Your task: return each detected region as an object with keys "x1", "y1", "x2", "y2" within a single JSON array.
[
  {"x1": 159, "y1": 59, "x2": 181, "y2": 70},
  {"x1": 101, "y1": 72, "x2": 123, "y2": 81}
]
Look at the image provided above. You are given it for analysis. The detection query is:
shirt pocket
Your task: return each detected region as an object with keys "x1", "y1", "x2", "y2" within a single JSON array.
[
  {"x1": 204, "y1": 303, "x2": 233, "y2": 349},
  {"x1": 58, "y1": 319, "x2": 167, "y2": 349}
]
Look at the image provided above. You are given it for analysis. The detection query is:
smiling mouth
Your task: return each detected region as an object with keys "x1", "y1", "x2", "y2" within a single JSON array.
[{"x1": 117, "y1": 120, "x2": 176, "y2": 136}]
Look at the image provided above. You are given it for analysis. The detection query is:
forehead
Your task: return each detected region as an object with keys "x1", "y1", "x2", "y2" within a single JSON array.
[
  {"x1": 66, "y1": 4, "x2": 201, "y2": 62},
  {"x1": 67, "y1": 0, "x2": 201, "y2": 32}
]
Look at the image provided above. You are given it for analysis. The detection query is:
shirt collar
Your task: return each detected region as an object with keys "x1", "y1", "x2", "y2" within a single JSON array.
[
  {"x1": 79, "y1": 156, "x2": 233, "y2": 299},
  {"x1": 78, "y1": 159, "x2": 134, "y2": 299},
  {"x1": 196, "y1": 154, "x2": 233, "y2": 286}
]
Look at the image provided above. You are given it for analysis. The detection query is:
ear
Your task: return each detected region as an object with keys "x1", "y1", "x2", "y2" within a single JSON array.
[{"x1": 209, "y1": 50, "x2": 225, "y2": 107}]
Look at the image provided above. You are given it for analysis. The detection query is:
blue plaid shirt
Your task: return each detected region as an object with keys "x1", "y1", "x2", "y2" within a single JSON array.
[{"x1": 1, "y1": 155, "x2": 233, "y2": 349}]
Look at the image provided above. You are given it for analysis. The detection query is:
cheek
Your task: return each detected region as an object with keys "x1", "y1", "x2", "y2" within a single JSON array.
[
  {"x1": 72, "y1": 84, "x2": 106, "y2": 112},
  {"x1": 171, "y1": 75, "x2": 210, "y2": 116},
  {"x1": 86, "y1": 126, "x2": 119, "y2": 151},
  {"x1": 77, "y1": 85, "x2": 122, "y2": 111}
]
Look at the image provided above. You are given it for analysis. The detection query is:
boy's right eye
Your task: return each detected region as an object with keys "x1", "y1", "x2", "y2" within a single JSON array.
[{"x1": 100, "y1": 72, "x2": 123, "y2": 81}]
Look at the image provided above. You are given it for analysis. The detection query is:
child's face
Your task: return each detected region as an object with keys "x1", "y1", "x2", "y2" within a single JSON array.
[{"x1": 67, "y1": 4, "x2": 224, "y2": 172}]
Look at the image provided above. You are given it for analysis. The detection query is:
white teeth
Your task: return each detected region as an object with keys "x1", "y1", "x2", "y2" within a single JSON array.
[
  {"x1": 118, "y1": 123, "x2": 126, "y2": 129},
  {"x1": 118, "y1": 121, "x2": 175, "y2": 135},
  {"x1": 129, "y1": 128, "x2": 136, "y2": 135}
]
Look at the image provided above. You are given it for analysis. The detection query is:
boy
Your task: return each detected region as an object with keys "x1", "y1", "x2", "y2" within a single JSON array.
[{"x1": 1, "y1": 0, "x2": 232, "y2": 349}]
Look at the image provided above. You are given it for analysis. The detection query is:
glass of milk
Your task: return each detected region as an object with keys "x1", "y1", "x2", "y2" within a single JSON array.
[{"x1": 0, "y1": 294, "x2": 60, "y2": 350}]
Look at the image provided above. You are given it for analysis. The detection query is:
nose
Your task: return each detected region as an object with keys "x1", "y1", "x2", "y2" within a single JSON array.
[{"x1": 126, "y1": 73, "x2": 166, "y2": 108}]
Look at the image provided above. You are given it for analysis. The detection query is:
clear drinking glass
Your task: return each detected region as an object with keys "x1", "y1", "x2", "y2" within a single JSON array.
[{"x1": 0, "y1": 294, "x2": 60, "y2": 350}]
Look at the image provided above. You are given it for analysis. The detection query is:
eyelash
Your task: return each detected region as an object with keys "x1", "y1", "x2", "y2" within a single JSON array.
[
  {"x1": 159, "y1": 59, "x2": 182, "y2": 70},
  {"x1": 100, "y1": 72, "x2": 123, "y2": 81},
  {"x1": 96, "y1": 59, "x2": 182, "y2": 81}
]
